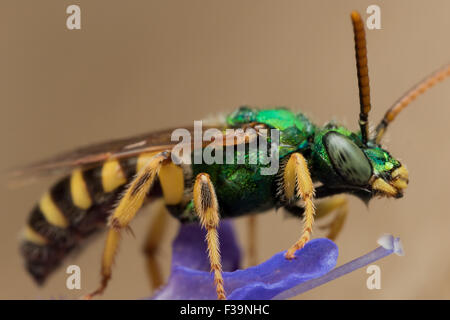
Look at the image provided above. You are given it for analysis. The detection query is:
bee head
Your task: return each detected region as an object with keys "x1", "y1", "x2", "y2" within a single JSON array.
[{"x1": 312, "y1": 127, "x2": 408, "y2": 199}]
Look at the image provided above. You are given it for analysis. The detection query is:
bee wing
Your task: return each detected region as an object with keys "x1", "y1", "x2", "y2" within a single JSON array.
[
  {"x1": 8, "y1": 123, "x2": 262, "y2": 187},
  {"x1": 9, "y1": 127, "x2": 194, "y2": 185}
]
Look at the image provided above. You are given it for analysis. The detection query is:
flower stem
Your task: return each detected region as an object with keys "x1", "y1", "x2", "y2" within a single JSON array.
[{"x1": 273, "y1": 236, "x2": 401, "y2": 300}]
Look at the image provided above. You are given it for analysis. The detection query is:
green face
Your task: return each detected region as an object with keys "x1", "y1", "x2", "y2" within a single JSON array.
[
  {"x1": 311, "y1": 125, "x2": 408, "y2": 198},
  {"x1": 363, "y1": 147, "x2": 401, "y2": 180}
]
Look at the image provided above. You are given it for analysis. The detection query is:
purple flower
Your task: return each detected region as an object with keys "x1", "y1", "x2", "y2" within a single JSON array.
[{"x1": 152, "y1": 221, "x2": 403, "y2": 300}]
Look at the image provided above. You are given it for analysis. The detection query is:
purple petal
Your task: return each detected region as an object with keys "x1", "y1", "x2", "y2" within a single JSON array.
[
  {"x1": 151, "y1": 221, "x2": 403, "y2": 300},
  {"x1": 153, "y1": 235, "x2": 338, "y2": 300},
  {"x1": 171, "y1": 221, "x2": 241, "y2": 272}
]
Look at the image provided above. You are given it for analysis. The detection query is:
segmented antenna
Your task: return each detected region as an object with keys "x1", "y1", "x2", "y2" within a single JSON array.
[
  {"x1": 351, "y1": 11, "x2": 372, "y2": 144},
  {"x1": 374, "y1": 63, "x2": 450, "y2": 144}
]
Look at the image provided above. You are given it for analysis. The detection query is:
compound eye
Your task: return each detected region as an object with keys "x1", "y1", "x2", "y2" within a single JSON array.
[{"x1": 323, "y1": 132, "x2": 372, "y2": 185}]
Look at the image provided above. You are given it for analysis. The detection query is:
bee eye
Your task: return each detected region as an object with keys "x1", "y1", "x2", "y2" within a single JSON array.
[{"x1": 323, "y1": 132, "x2": 372, "y2": 185}]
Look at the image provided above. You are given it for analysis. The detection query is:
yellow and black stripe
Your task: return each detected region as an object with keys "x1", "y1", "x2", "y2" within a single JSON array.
[
  {"x1": 21, "y1": 155, "x2": 162, "y2": 283},
  {"x1": 21, "y1": 153, "x2": 187, "y2": 284}
]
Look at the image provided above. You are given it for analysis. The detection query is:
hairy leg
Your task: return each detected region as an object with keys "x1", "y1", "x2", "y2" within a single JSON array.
[
  {"x1": 85, "y1": 151, "x2": 168, "y2": 299},
  {"x1": 193, "y1": 173, "x2": 226, "y2": 300},
  {"x1": 282, "y1": 153, "x2": 316, "y2": 260}
]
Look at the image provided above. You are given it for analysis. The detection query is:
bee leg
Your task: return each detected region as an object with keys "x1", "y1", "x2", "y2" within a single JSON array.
[
  {"x1": 84, "y1": 151, "x2": 169, "y2": 299},
  {"x1": 143, "y1": 201, "x2": 169, "y2": 291},
  {"x1": 315, "y1": 196, "x2": 348, "y2": 241},
  {"x1": 247, "y1": 215, "x2": 257, "y2": 266},
  {"x1": 285, "y1": 196, "x2": 348, "y2": 242},
  {"x1": 193, "y1": 173, "x2": 226, "y2": 300},
  {"x1": 282, "y1": 153, "x2": 316, "y2": 260}
]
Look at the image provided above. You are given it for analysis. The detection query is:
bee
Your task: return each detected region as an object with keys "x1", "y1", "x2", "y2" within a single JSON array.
[{"x1": 13, "y1": 11, "x2": 449, "y2": 300}]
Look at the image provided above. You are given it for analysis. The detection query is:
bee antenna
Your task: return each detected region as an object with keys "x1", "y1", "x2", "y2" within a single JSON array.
[
  {"x1": 374, "y1": 63, "x2": 450, "y2": 144},
  {"x1": 351, "y1": 11, "x2": 372, "y2": 144}
]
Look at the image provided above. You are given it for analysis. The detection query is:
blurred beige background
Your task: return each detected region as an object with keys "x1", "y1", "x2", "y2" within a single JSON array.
[{"x1": 1, "y1": 0, "x2": 450, "y2": 299}]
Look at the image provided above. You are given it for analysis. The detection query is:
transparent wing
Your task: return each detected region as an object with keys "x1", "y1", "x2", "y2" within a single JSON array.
[
  {"x1": 9, "y1": 127, "x2": 193, "y2": 183},
  {"x1": 8, "y1": 122, "x2": 265, "y2": 186}
]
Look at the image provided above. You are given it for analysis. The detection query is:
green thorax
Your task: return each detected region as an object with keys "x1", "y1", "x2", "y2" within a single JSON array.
[
  {"x1": 173, "y1": 106, "x2": 317, "y2": 222},
  {"x1": 226, "y1": 106, "x2": 316, "y2": 157}
]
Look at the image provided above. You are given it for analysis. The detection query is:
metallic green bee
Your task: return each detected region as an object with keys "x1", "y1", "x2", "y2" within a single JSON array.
[{"x1": 16, "y1": 11, "x2": 449, "y2": 300}]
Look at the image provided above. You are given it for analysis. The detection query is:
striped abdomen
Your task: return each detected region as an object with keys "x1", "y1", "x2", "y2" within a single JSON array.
[{"x1": 20, "y1": 152, "x2": 185, "y2": 284}]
